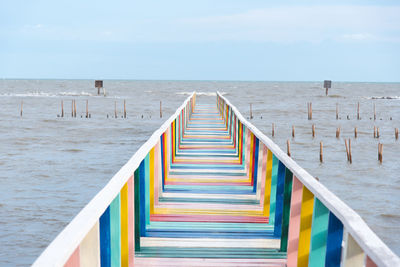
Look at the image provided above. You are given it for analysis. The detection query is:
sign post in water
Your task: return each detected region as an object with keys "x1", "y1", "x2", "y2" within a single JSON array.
[{"x1": 324, "y1": 80, "x2": 332, "y2": 96}]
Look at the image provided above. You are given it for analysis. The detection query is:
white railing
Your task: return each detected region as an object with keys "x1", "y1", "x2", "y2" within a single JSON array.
[
  {"x1": 217, "y1": 91, "x2": 400, "y2": 267},
  {"x1": 33, "y1": 92, "x2": 195, "y2": 267}
]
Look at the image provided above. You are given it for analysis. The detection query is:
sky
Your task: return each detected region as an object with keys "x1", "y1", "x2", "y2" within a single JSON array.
[{"x1": 1, "y1": 0, "x2": 399, "y2": 81}]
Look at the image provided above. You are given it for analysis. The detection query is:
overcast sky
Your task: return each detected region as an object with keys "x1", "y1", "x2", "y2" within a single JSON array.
[{"x1": 1, "y1": 0, "x2": 399, "y2": 81}]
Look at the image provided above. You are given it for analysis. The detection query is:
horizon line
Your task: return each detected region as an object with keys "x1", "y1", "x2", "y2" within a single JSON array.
[{"x1": 1, "y1": 77, "x2": 400, "y2": 84}]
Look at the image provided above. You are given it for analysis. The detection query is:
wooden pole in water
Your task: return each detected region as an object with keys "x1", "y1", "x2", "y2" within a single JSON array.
[
  {"x1": 374, "y1": 126, "x2": 377, "y2": 138},
  {"x1": 336, "y1": 103, "x2": 339, "y2": 120},
  {"x1": 114, "y1": 101, "x2": 117, "y2": 118},
  {"x1": 287, "y1": 140, "x2": 291, "y2": 157},
  {"x1": 320, "y1": 141, "x2": 323, "y2": 163},
  {"x1": 376, "y1": 127, "x2": 380, "y2": 138},
  {"x1": 74, "y1": 100, "x2": 77, "y2": 117},
  {"x1": 354, "y1": 127, "x2": 358, "y2": 138},
  {"x1": 250, "y1": 103, "x2": 253, "y2": 119},
  {"x1": 374, "y1": 103, "x2": 376, "y2": 121},
  {"x1": 272, "y1": 123, "x2": 275, "y2": 137},
  {"x1": 348, "y1": 139, "x2": 352, "y2": 164},
  {"x1": 336, "y1": 127, "x2": 341, "y2": 138},
  {"x1": 160, "y1": 101, "x2": 162, "y2": 118},
  {"x1": 20, "y1": 100, "x2": 23, "y2": 117},
  {"x1": 86, "y1": 100, "x2": 88, "y2": 118},
  {"x1": 307, "y1": 102, "x2": 312, "y2": 120},
  {"x1": 345, "y1": 139, "x2": 350, "y2": 162},
  {"x1": 124, "y1": 100, "x2": 126, "y2": 119},
  {"x1": 312, "y1": 124, "x2": 315, "y2": 138},
  {"x1": 357, "y1": 102, "x2": 360, "y2": 120},
  {"x1": 61, "y1": 100, "x2": 64, "y2": 117},
  {"x1": 378, "y1": 143, "x2": 383, "y2": 163},
  {"x1": 292, "y1": 125, "x2": 295, "y2": 138},
  {"x1": 71, "y1": 100, "x2": 74, "y2": 117},
  {"x1": 395, "y1": 128, "x2": 399, "y2": 140}
]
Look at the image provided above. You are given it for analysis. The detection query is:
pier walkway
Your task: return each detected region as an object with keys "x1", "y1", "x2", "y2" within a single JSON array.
[{"x1": 134, "y1": 98, "x2": 286, "y2": 266}]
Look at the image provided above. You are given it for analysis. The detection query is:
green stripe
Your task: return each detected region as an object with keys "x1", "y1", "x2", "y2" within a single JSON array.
[
  {"x1": 134, "y1": 169, "x2": 141, "y2": 252},
  {"x1": 280, "y1": 168, "x2": 293, "y2": 252},
  {"x1": 308, "y1": 198, "x2": 330, "y2": 267},
  {"x1": 135, "y1": 247, "x2": 287, "y2": 259},
  {"x1": 110, "y1": 194, "x2": 121, "y2": 267},
  {"x1": 145, "y1": 154, "x2": 150, "y2": 227},
  {"x1": 269, "y1": 154, "x2": 279, "y2": 225}
]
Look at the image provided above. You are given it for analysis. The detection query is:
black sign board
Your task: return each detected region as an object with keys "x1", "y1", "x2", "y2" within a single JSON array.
[
  {"x1": 95, "y1": 80, "x2": 103, "y2": 88},
  {"x1": 324, "y1": 80, "x2": 332, "y2": 88}
]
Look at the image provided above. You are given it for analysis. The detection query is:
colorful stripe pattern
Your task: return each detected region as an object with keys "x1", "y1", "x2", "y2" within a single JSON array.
[{"x1": 54, "y1": 92, "x2": 392, "y2": 266}]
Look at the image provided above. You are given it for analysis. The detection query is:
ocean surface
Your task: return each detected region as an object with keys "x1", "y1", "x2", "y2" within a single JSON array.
[{"x1": 0, "y1": 80, "x2": 399, "y2": 266}]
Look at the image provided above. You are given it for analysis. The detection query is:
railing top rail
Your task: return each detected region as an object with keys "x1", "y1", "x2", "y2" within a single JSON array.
[
  {"x1": 217, "y1": 92, "x2": 400, "y2": 267},
  {"x1": 33, "y1": 92, "x2": 195, "y2": 267}
]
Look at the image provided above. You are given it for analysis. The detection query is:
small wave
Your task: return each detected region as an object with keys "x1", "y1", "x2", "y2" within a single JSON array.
[
  {"x1": 58, "y1": 91, "x2": 93, "y2": 97},
  {"x1": 0, "y1": 91, "x2": 54, "y2": 97},
  {"x1": 62, "y1": 148, "x2": 83, "y2": 153},
  {"x1": 176, "y1": 92, "x2": 227, "y2": 96},
  {"x1": 0, "y1": 91, "x2": 94, "y2": 97},
  {"x1": 381, "y1": 213, "x2": 400, "y2": 219},
  {"x1": 328, "y1": 95, "x2": 345, "y2": 98},
  {"x1": 369, "y1": 96, "x2": 400, "y2": 100}
]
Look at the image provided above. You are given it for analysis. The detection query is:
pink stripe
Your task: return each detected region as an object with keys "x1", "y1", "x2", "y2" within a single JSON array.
[
  {"x1": 366, "y1": 256, "x2": 378, "y2": 267},
  {"x1": 168, "y1": 161, "x2": 242, "y2": 165},
  {"x1": 245, "y1": 128, "x2": 251, "y2": 178},
  {"x1": 134, "y1": 257, "x2": 286, "y2": 266},
  {"x1": 260, "y1": 145, "x2": 268, "y2": 206},
  {"x1": 165, "y1": 182, "x2": 252, "y2": 186},
  {"x1": 286, "y1": 176, "x2": 303, "y2": 267},
  {"x1": 154, "y1": 142, "x2": 159, "y2": 206},
  {"x1": 127, "y1": 176, "x2": 134, "y2": 266},
  {"x1": 64, "y1": 246, "x2": 80, "y2": 267},
  {"x1": 150, "y1": 214, "x2": 269, "y2": 223}
]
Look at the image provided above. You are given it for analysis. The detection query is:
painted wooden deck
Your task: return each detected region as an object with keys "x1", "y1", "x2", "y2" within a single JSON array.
[{"x1": 134, "y1": 101, "x2": 286, "y2": 266}]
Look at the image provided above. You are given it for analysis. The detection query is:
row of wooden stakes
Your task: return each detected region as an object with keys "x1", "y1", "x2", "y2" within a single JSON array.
[
  {"x1": 271, "y1": 123, "x2": 399, "y2": 140},
  {"x1": 19, "y1": 100, "x2": 164, "y2": 119},
  {"x1": 250, "y1": 102, "x2": 390, "y2": 121},
  {"x1": 286, "y1": 139, "x2": 384, "y2": 164},
  {"x1": 311, "y1": 102, "x2": 382, "y2": 121},
  {"x1": 277, "y1": 123, "x2": 397, "y2": 164}
]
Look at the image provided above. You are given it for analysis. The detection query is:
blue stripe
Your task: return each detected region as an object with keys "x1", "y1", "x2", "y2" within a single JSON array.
[
  {"x1": 253, "y1": 138, "x2": 259, "y2": 193},
  {"x1": 325, "y1": 212, "x2": 344, "y2": 267},
  {"x1": 99, "y1": 206, "x2": 111, "y2": 267},
  {"x1": 274, "y1": 160, "x2": 286, "y2": 237}
]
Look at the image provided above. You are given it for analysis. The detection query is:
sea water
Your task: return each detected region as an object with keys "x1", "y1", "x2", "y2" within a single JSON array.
[{"x1": 0, "y1": 80, "x2": 399, "y2": 266}]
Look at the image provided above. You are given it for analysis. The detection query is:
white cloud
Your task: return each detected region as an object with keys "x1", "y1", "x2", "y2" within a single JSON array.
[
  {"x1": 14, "y1": 5, "x2": 400, "y2": 44},
  {"x1": 130, "y1": 5, "x2": 400, "y2": 43},
  {"x1": 341, "y1": 33, "x2": 375, "y2": 41}
]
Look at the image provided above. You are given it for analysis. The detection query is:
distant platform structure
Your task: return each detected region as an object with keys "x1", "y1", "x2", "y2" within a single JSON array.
[{"x1": 324, "y1": 80, "x2": 332, "y2": 96}]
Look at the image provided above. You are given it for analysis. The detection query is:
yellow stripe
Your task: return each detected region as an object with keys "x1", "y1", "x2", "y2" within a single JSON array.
[
  {"x1": 172, "y1": 121, "x2": 175, "y2": 162},
  {"x1": 248, "y1": 132, "x2": 254, "y2": 181},
  {"x1": 120, "y1": 183, "x2": 128, "y2": 267},
  {"x1": 150, "y1": 148, "x2": 155, "y2": 215},
  {"x1": 154, "y1": 208, "x2": 264, "y2": 216},
  {"x1": 263, "y1": 149, "x2": 273, "y2": 216},
  {"x1": 297, "y1": 187, "x2": 315, "y2": 267}
]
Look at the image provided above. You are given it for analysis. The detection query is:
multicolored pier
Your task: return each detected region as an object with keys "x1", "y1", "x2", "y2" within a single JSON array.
[{"x1": 34, "y1": 92, "x2": 400, "y2": 267}]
